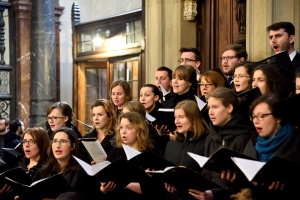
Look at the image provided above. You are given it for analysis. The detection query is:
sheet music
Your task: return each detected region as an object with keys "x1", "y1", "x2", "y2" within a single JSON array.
[{"x1": 81, "y1": 140, "x2": 107, "y2": 163}]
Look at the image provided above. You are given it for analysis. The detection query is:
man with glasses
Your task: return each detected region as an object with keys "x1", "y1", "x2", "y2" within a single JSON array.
[
  {"x1": 179, "y1": 47, "x2": 201, "y2": 81},
  {"x1": 220, "y1": 44, "x2": 248, "y2": 87},
  {"x1": 0, "y1": 117, "x2": 20, "y2": 172}
]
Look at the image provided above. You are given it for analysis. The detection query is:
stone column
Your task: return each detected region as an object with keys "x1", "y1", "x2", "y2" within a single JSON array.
[
  {"x1": 54, "y1": 0, "x2": 64, "y2": 101},
  {"x1": 13, "y1": 0, "x2": 32, "y2": 128},
  {"x1": 30, "y1": 0, "x2": 56, "y2": 127}
]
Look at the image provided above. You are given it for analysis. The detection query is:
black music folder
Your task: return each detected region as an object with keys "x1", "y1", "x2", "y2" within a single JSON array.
[
  {"x1": 122, "y1": 144, "x2": 174, "y2": 170},
  {"x1": 0, "y1": 167, "x2": 31, "y2": 188},
  {"x1": 73, "y1": 155, "x2": 147, "y2": 189},
  {"x1": 231, "y1": 155, "x2": 300, "y2": 184},
  {"x1": 237, "y1": 87, "x2": 262, "y2": 118},
  {"x1": 281, "y1": 93, "x2": 300, "y2": 127},
  {"x1": 148, "y1": 108, "x2": 176, "y2": 132},
  {"x1": 146, "y1": 166, "x2": 220, "y2": 193},
  {"x1": 187, "y1": 147, "x2": 254, "y2": 174},
  {"x1": 4, "y1": 173, "x2": 73, "y2": 199}
]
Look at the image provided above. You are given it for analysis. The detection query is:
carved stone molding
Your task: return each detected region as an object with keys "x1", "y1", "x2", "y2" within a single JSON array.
[{"x1": 183, "y1": 0, "x2": 197, "y2": 21}]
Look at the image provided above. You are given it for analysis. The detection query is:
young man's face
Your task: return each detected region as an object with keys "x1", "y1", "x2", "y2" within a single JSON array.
[
  {"x1": 269, "y1": 28, "x2": 295, "y2": 54},
  {"x1": 221, "y1": 50, "x2": 241, "y2": 76}
]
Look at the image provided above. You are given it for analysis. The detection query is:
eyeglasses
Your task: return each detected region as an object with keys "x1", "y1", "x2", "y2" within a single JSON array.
[
  {"x1": 220, "y1": 56, "x2": 237, "y2": 61},
  {"x1": 178, "y1": 58, "x2": 197, "y2": 63},
  {"x1": 198, "y1": 83, "x2": 213, "y2": 88},
  {"x1": 22, "y1": 139, "x2": 36, "y2": 146},
  {"x1": 250, "y1": 113, "x2": 272, "y2": 121},
  {"x1": 52, "y1": 139, "x2": 70, "y2": 146},
  {"x1": 233, "y1": 75, "x2": 250, "y2": 79},
  {"x1": 47, "y1": 116, "x2": 65, "y2": 122}
]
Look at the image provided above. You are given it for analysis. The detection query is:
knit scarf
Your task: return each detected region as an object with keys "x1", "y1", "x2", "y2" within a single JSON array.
[{"x1": 255, "y1": 123, "x2": 291, "y2": 162}]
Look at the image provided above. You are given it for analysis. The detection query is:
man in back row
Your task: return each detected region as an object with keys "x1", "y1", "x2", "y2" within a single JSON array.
[
  {"x1": 267, "y1": 21, "x2": 300, "y2": 72},
  {"x1": 220, "y1": 44, "x2": 248, "y2": 87},
  {"x1": 178, "y1": 47, "x2": 201, "y2": 81}
]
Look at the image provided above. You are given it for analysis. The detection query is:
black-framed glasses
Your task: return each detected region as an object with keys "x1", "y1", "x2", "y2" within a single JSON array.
[
  {"x1": 178, "y1": 58, "x2": 197, "y2": 63},
  {"x1": 47, "y1": 116, "x2": 65, "y2": 122},
  {"x1": 250, "y1": 113, "x2": 273, "y2": 121},
  {"x1": 220, "y1": 56, "x2": 237, "y2": 61},
  {"x1": 22, "y1": 139, "x2": 36, "y2": 146},
  {"x1": 233, "y1": 75, "x2": 250, "y2": 79},
  {"x1": 198, "y1": 83, "x2": 213, "y2": 88},
  {"x1": 52, "y1": 139, "x2": 70, "y2": 146}
]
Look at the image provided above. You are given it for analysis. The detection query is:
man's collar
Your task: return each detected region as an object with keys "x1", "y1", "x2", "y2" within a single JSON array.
[{"x1": 289, "y1": 50, "x2": 297, "y2": 61}]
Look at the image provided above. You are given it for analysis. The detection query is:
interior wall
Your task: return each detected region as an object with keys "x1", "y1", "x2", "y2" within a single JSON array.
[
  {"x1": 59, "y1": 0, "x2": 141, "y2": 106},
  {"x1": 247, "y1": 0, "x2": 300, "y2": 61}
]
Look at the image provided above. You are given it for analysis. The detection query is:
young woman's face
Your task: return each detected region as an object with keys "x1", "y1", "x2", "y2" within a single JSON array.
[
  {"x1": 252, "y1": 70, "x2": 269, "y2": 95},
  {"x1": 251, "y1": 102, "x2": 280, "y2": 138},
  {"x1": 47, "y1": 108, "x2": 67, "y2": 132},
  {"x1": 139, "y1": 86, "x2": 159, "y2": 112},
  {"x1": 174, "y1": 108, "x2": 192, "y2": 134},
  {"x1": 295, "y1": 77, "x2": 300, "y2": 95},
  {"x1": 23, "y1": 133, "x2": 40, "y2": 161},
  {"x1": 92, "y1": 106, "x2": 110, "y2": 131},
  {"x1": 119, "y1": 118, "x2": 138, "y2": 148},
  {"x1": 199, "y1": 77, "x2": 216, "y2": 100},
  {"x1": 172, "y1": 75, "x2": 191, "y2": 95},
  {"x1": 111, "y1": 85, "x2": 127, "y2": 109},
  {"x1": 207, "y1": 97, "x2": 232, "y2": 126},
  {"x1": 233, "y1": 66, "x2": 251, "y2": 92},
  {"x1": 52, "y1": 131, "x2": 73, "y2": 162}
]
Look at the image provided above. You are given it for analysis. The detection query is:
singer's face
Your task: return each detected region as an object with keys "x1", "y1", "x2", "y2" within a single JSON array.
[
  {"x1": 92, "y1": 106, "x2": 110, "y2": 130},
  {"x1": 139, "y1": 86, "x2": 159, "y2": 112},
  {"x1": 119, "y1": 118, "x2": 138, "y2": 148}
]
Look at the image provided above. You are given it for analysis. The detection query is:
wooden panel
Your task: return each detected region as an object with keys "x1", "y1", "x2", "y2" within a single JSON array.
[{"x1": 198, "y1": 0, "x2": 239, "y2": 71}]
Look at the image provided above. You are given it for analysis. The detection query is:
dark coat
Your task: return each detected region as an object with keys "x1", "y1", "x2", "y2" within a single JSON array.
[
  {"x1": 292, "y1": 51, "x2": 300, "y2": 72},
  {"x1": 163, "y1": 91, "x2": 197, "y2": 109},
  {"x1": 203, "y1": 113, "x2": 254, "y2": 200},
  {"x1": 164, "y1": 131, "x2": 208, "y2": 172},
  {"x1": 104, "y1": 147, "x2": 166, "y2": 200},
  {"x1": 241, "y1": 124, "x2": 300, "y2": 200},
  {"x1": 33, "y1": 166, "x2": 101, "y2": 200},
  {"x1": 204, "y1": 113, "x2": 253, "y2": 157},
  {"x1": 0, "y1": 130, "x2": 20, "y2": 171}
]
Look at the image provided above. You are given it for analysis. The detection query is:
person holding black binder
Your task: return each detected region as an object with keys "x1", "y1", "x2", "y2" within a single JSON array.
[
  {"x1": 188, "y1": 87, "x2": 254, "y2": 200},
  {"x1": 163, "y1": 100, "x2": 210, "y2": 199},
  {"x1": 1, "y1": 127, "x2": 50, "y2": 200},
  {"x1": 233, "y1": 94, "x2": 300, "y2": 199},
  {"x1": 84, "y1": 99, "x2": 117, "y2": 155},
  {"x1": 163, "y1": 65, "x2": 198, "y2": 109},
  {"x1": 32, "y1": 127, "x2": 101, "y2": 200},
  {"x1": 100, "y1": 112, "x2": 165, "y2": 200}
]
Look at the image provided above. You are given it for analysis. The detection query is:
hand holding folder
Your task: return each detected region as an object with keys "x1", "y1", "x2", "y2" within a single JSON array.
[
  {"x1": 187, "y1": 147, "x2": 254, "y2": 174},
  {"x1": 73, "y1": 155, "x2": 147, "y2": 189},
  {"x1": 231, "y1": 156, "x2": 300, "y2": 183},
  {"x1": 146, "y1": 166, "x2": 220, "y2": 193},
  {"x1": 78, "y1": 137, "x2": 107, "y2": 164},
  {"x1": 4, "y1": 173, "x2": 73, "y2": 199},
  {"x1": 122, "y1": 144, "x2": 174, "y2": 170}
]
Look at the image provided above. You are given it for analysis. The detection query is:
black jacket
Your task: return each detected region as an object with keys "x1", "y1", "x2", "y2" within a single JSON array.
[
  {"x1": 164, "y1": 131, "x2": 208, "y2": 171},
  {"x1": 203, "y1": 113, "x2": 254, "y2": 200},
  {"x1": 241, "y1": 124, "x2": 300, "y2": 200}
]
